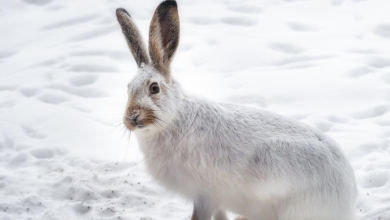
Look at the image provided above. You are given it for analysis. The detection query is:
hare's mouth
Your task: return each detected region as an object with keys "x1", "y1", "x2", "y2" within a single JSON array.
[{"x1": 123, "y1": 115, "x2": 149, "y2": 131}]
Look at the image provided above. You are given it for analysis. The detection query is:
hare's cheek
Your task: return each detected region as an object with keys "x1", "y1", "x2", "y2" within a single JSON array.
[{"x1": 141, "y1": 109, "x2": 155, "y2": 127}]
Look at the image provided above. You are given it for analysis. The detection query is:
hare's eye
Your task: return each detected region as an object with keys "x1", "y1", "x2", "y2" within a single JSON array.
[{"x1": 149, "y1": 82, "x2": 160, "y2": 94}]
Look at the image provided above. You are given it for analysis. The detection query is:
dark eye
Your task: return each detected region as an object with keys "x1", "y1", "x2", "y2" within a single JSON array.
[{"x1": 149, "y1": 82, "x2": 160, "y2": 94}]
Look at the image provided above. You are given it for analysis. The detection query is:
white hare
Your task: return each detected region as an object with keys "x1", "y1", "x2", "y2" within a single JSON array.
[{"x1": 116, "y1": 1, "x2": 357, "y2": 220}]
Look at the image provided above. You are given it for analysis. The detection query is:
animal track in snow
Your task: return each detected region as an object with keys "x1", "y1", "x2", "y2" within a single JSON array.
[
  {"x1": 21, "y1": 0, "x2": 53, "y2": 5},
  {"x1": 360, "y1": 170, "x2": 389, "y2": 188},
  {"x1": 227, "y1": 5, "x2": 262, "y2": 14},
  {"x1": 37, "y1": 92, "x2": 69, "y2": 104},
  {"x1": 368, "y1": 57, "x2": 390, "y2": 69},
  {"x1": 273, "y1": 55, "x2": 332, "y2": 66},
  {"x1": 67, "y1": 25, "x2": 117, "y2": 42},
  {"x1": 357, "y1": 142, "x2": 380, "y2": 156},
  {"x1": 375, "y1": 120, "x2": 390, "y2": 127},
  {"x1": 327, "y1": 115, "x2": 349, "y2": 123},
  {"x1": 68, "y1": 64, "x2": 119, "y2": 73},
  {"x1": 10, "y1": 152, "x2": 30, "y2": 166},
  {"x1": 70, "y1": 50, "x2": 131, "y2": 60},
  {"x1": 187, "y1": 17, "x2": 218, "y2": 25},
  {"x1": 69, "y1": 75, "x2": 97, "y2": 87},
  {"x1": 22, "y1": 125, "x2": 47, "y2": 139},
  {"x1": 314, "y1": 121, "x2": 334, "y2": 132},
  {"x1": 374, "y1": 24, "x2": 390, "y2": 39},
  {"x1": 41, "y1": 14, "x2": 100, "y2": 30},
  {"x1": 349, "y1": 66, "x2": 374, "y2": 78},
  {"x1": 287, "y1": 22, "x2": 317, "y2": 31},
  {"x1": 46, "y1": 84, "x2": 107, "y2": 98},
  {"x1": 0, "y1": 100, "x2": 16, "y2": 108},
  {"x1": 30, "y1": 148, "x2": 55, "y2": 159},
  {"x1": 220, "y1": 17, "x2": 258, "y2": 26},
  {"x1": 72, "y1": 202, "x2": 92, "y2": 214},
  {"x1": 0, "y1": 85, "x2": 17, "y2": 91},
  {"x1": 269, "y1": 43, "x2": 303, "y2": 54},
  {"x1": 0, "y1": 51, "x2": 16, "y2": 60},
  {"x1": 19, "y1": 87, "x2": 42, "y2": 97},
  {"x1": 352, "y1": 105, "x2": 389, "y2": 119}
]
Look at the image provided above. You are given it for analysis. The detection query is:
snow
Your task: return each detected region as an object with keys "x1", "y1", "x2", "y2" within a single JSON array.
[{"x1": 0, "y1": 0, "x2": 390, "y2": 219}]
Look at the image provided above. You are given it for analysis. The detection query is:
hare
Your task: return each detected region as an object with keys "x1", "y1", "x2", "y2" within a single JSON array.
[{"x1": 116, "y1": 1, "x2": 357, "y2": 220}]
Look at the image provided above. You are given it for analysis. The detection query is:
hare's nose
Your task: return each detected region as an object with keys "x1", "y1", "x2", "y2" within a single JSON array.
[
  {"x1": 132, "y1": 114, "x2": 139, "y2": 123},
  {"x1": 128, "y1": 110, "x2": 140, "y2": 123}
]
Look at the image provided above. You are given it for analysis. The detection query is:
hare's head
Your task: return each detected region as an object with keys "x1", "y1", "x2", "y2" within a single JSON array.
[{"x1": 116, "y1": 0, "x2": 182, "y2": 132}]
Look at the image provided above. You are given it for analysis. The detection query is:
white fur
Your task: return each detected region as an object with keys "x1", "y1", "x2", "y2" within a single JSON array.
[{"x1": 126, "y1": 66, "x2": 357, "y2": 220}]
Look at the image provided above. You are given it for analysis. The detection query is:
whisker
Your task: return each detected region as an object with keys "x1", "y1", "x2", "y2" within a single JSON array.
[
  {"x1": 123, "y1": 130, "x2": 131, "y2": 163},
  {"x1": 110, "y1": 122, "x2": 125, "y2": 134}
]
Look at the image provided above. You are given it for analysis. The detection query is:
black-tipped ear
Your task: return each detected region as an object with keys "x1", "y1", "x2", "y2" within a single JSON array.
[
  {"x1": 149, "y1": 0, "x2": 180, "y2": 82},
  {"x1": 116, "y1": 8, "x2": 150, "y2": 68}
]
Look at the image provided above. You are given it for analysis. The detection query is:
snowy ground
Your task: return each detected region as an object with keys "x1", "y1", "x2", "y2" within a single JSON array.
[{"x1": 1, "y1": 0, "x2": 390, "y2": 219}]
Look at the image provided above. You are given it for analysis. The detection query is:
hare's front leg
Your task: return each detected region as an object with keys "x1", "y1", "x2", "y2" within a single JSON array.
[
  {"x1": 213, "y1": 210, "x2": 228, "y2": 220},
  {"x1": 191, "y1": 196, "x2": 221, "y2": 220}
]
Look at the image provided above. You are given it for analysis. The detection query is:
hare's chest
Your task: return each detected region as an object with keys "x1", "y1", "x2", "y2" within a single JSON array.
[{"x1": 139, "y1": 140, "x2": 198, "y2": 197}]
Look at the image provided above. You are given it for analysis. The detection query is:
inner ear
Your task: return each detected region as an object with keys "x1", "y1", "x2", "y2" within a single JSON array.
[{"x1": 149, "y1": 0, "x2": 180, "y2": 82}]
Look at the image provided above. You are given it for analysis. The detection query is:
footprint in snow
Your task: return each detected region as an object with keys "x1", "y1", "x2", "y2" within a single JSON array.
[
  {"x1": 21, "y1": 0, "x2": 53, "y2": 5},
  {"x1": 37, "y1": 92, "x2": 70, "y2": 104},
  {"x1": 68, "y1": 64, "x2": 119, "y2": 73},
  {"x1": 226, "y1": 5, "x2": 262, "y2": 14},
  {"x1": 329, "y1": 0, "x2": 344, "y2": 6},
  {"x1": 68, "y1": 75, "x2": 97, "y2": 87},
  {"x1": 19, "y1": 87, "x2": 42, "y2": 97},
  {"x1": 269, "y1": 43, "x2": 303, "y2": 54},
  {"x1": 33, "y1": 59, "x2": 59, "y2": 67},
  {"x1": 352, "y1": 105, "x2": 390, "y2": 120},
  {"x1": 273, "y1": 55, "x2": 332, "y2": 66},
  {"x1": 70, "y1": 50, "x2": 131, "y2": 61},
  {"x1": 0, "y1": 100, "x2": 16, "y2": 109},
  {"x1": 374, "y1": 24, "x2": 390, "y2": 39},
  {"x1": 10, "y1": 152, "x2": 30, "y2": 166},
  {"x1": 187, "y1": 17, "x2": 218, "y2": 25},
  {"x1": 314, "y1": 121, "x2": 334, "y2": 132},
  {"x1": 0, "y1": 51, "x2": 16, "y2": 60},
  {"x1": 22, "y1": 125, "x2": 47, "y2": 139},
  {"x1": 356, "y1": 142, "x2": 380, "y2": 157},
  {"x1": 0, "y1": 85, "x2": 17, "y2": 91},
  {"x1": 46, "y1": 84, "x2": 107, "y2": 98},
  {"x1": 360, "y1": 170, "x2": 389, "y2": 188},
  {"x1": 220, "y1": 17, "x2": 258, "y2": 26},
  {"x1": 41, "y1": 14, "x2": 100, "y2": 30},
  {"x1": 349, "y1": 66, "x2": 374, "y2": 78},
  {"x1": 72, "y1": 202, "x2": 92, "y2": 214},
  {"x1": 368, "y1": 57, "x2": 390, "y2": 69},
  {"x1": 30, "y1": 147, "x2": 55, "y2": 159},
  {"x1": 287, "y1": 22, "x2": 317, "y2": 31},
  {"x1": 375, "y1": 120, "x2": 390, "y2": 127},
  {"x1": 67, "y1": 25, "x2": 117, "y2": 42},
  {"x1": 327, "y1": 115, "x2": 349, "y2": 123}
]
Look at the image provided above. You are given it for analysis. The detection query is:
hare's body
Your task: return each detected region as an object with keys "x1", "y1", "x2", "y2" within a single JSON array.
[
  {"x1": 116, "y1": 1, "x2": 357, "y2": 219},
  {"x1": 137, "y1": 95, "x2": 356, "y2": 220}
]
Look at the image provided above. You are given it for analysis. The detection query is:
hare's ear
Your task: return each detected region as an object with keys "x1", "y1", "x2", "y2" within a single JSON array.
[
  {"x1": 116, "y1": 8, "x2": 150, "y2": 68},
  {"x1": 149, "y1": 0, "x2": 180, "y2": 83}
]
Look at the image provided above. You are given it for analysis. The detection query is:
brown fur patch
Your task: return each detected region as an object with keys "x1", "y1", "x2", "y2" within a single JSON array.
[
  {"x1": 124, "y1": 94, "x2": 155, "y2": 130},
  {"x1": 141, "y1": 107, "x2": 155, "y2": 126}
]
